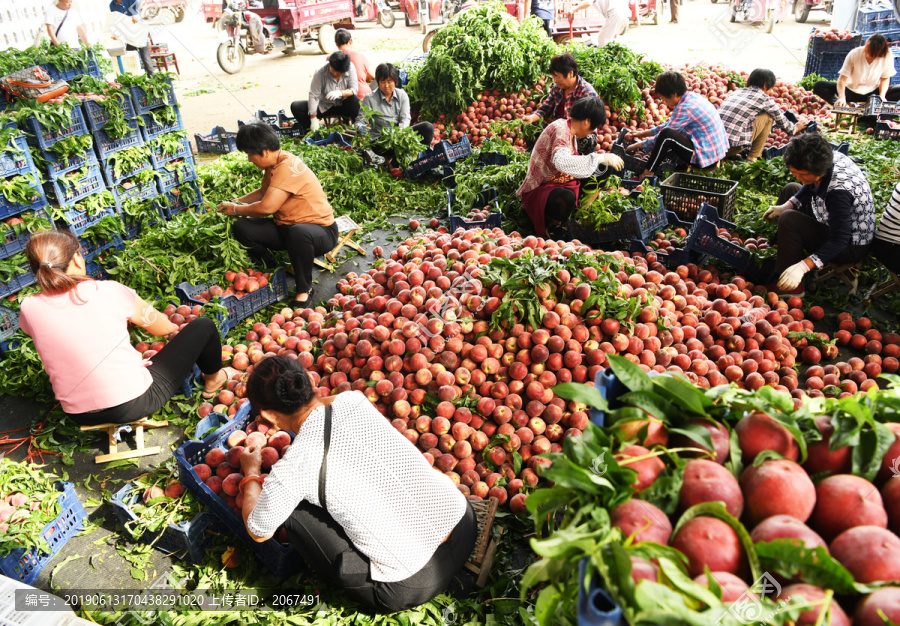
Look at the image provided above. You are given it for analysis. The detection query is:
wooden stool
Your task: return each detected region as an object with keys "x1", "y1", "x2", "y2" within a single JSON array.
[
  {"x1": 314, "y1": 215, "x2": 366, "y2": 272},
  {"x1": 79, "y1": 418, "x2": 168, "y2": 464},
  {"x1": 864, "y1": 267, "x2": 900, "y2": 306},
  {"x1": 151, "y1": 51, "x2": 180, "y2": 75},
  {"x1": 817, "y1": 262, "x2": 860, "y2": 295},
  {"x1": 831, "y1": 105, "x2": 862, "y2": 136},
  {"x1": 465, "y1": 497, "x2": 502, "y2": 588}
]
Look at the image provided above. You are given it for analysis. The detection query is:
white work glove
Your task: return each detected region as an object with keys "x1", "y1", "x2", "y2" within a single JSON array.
[
  {"x1": 763, "y1": 203, "x2": 789, "y2": 221},
  {"x1": 597, "y1": 153, "x2": 624, "y2": 170},
  {"x1": 325, "y1": 89, "x2": 343, "y2": 101},
  {"x1": 309, "y1": 117, "x2": 321, "y2": 133},
  {"x1": 777, "y1": 261, "x2": 810, "y2": 291}
]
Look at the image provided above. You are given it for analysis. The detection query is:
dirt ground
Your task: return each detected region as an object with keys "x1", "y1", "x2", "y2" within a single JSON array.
[{"x1": 146, "y1": 0, "x2": 831, "y2": 141}]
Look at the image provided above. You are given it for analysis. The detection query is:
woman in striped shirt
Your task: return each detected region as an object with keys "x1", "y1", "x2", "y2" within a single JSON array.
[{"x1": 873, "y1": 182, "x2": 900, "y2": 275}]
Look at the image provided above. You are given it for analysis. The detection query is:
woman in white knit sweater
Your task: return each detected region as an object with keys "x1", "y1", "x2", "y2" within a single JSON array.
[{"x1": 238, "y1": 356, "x2": 476, "y2": 613}]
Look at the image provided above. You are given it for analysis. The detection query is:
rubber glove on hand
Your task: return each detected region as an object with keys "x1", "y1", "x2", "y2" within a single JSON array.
[
  {"x1": 326, "y1": 89, "x2": 343, "y2": 101},
  {"x1": 309, "y1": 117, "x2": 321, "y2": 133},
  {"x1": 597, "y1": 153, "x2": 624, "y2": 170},
  {"x1": 777, "y1": 261, "x2": 810, "y2": 291},
  {"x1": 763, "y1": 204, "x2": 785, "y2": 221}
]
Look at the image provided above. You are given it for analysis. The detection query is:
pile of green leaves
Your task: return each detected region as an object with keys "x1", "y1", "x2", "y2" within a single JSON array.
[
  {"x1": 118, "y1": 459, "x2": 203, "y2": 544},
  {"x1": 575, "y1": 175, "x2": 653, "y2": 228},
  {"x1": 0, "y1": 332, "x2": 51, "y2": 400},
  {"x1": 798, "y1": 73, "x2": 825, "y2": 91},
  {"x1": 4, "y1": 96, "x2": 80, "y2": 136},
  {"x1": 116, "y1": 72, "x2": 176, "y2": 104},
  {"x1": 406, "y1": 2, "x2": 556, "y2": 118},
  {"x1": 105, "y1": 145, "x2": 152, "y2": 180},
  {"x1": 0, "y1": 252, "x2": 28, "y2": 282},
  {"x1": 370, "y1": 123, "x2": 424, "y2": 168},
  {"x1": 0, "y1": 125, "x2": 23, "y2": 159},
  {"x1": 0, "y1": 210, "x2": 53, "y2": 237},
  {"x1": 80, "y1": 215, "x2": 125, "y2": 244},
  {"x1": 149, "y1": 130, "x2": 189, "y2": 160},
  {"x1": 41, "y1": 133, "x2": 94, "y2": 162},
  {"x1": 451, "y1": 148, "x2": 530, "y2": 231},
  {"x1": 0, "y1": 173, "x2": 41, "y2": 206},
  {"x1": 51, "y1": 190, "x2": 115, "y2": 225},
  {"x1": 0, "y1": 458, "x2": 67, "y2": 557},
  {"x1": 565, "y1": 42, "x2": 663, "y2": 116},
  {"x1": 146, "y1": 105, "x2": 178, "y2": 128},
  {"x1": 0, "y1": 41, "x2": 106, "y2": 75}
]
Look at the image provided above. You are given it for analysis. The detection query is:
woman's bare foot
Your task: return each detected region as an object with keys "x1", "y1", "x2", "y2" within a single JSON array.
[{"x1": 202, "y1": 367, "x2": 239, "y2": 399}]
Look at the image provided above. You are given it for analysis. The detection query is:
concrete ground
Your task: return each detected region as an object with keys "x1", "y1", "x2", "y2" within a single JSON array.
[{"x1": 1, "y1": 1, "x2": 835, "y2": 609}]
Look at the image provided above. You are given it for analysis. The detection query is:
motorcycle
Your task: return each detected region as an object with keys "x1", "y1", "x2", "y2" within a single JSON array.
[
  {"x1": 355, "y1": 0, "x2": 397, "y2": 27},
  {"x1": 218, "y1": 0, "x2": 285, "y2": 74},
  {"x1": 791, "y1": 0, "x2": 831, "y2": 23}
]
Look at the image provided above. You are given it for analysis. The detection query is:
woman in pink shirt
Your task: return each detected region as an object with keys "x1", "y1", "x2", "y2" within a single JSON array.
[{"x1": 19, "y1": 231, "x2": 236, "y2": 426}]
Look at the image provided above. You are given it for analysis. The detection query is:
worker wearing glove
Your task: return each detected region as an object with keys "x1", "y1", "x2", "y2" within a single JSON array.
[
  {"x1": 290, "y1": 51, "x2": 359, "y2": 136},
  {"x1": 763, "y1": 133, "x2": 875, "y2": 296},
  {"x1": 517, "y1": 97, "x2": 615, "y2": 239}
]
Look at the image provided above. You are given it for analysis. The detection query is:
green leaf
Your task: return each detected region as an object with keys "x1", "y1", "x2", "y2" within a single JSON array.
[
  {"x1": 607, "y1": 354, "x2": 653, "y2": 393},
  {"x1": 552, "y1": 382, "x2": 608, "y2": 411}
]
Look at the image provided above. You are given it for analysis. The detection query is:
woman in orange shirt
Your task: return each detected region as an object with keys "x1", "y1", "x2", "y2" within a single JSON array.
[{"x1": 218, "y1": 124, "x2": 339, "y2": 305}]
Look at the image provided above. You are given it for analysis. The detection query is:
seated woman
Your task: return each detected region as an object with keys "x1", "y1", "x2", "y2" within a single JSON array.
[
  {"x1": 763, "y1": 133, "x2": 876, "y2": 296},
  {"x1": 813, "y1": 34, "x2": 900, "y2": 105},
  {"x1": 220, "y1": 123, "x2": 338, "y2": 305},
  {"x1": 359, "y1": 63, "x2": 434, "y2": 147},
  {"x1": 19, "y1": 231, "x2": 233, "y2": 426},
  {"x1": 239, "y1": 356, "x2": 476, "y2": 613},
  {"x1": 521, "y1": 53, "x2": 598, "y2": 125},
  {"x1": 872, "y1": 182, "x2": 900, "y2": 276},
  {"x1": 516, "y1": 97, "x2": 623, "y2": 238},
  {"x1": 626, "y1": 71, "x2": 729, "y2": 179}
]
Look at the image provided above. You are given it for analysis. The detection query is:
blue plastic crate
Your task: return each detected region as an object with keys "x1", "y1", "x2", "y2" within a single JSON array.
[
  {"x1": 157, "y1": 159, "x2": 198, "y2": 194},
  {"x1": 0, "y1": 482, "x2": 86, "y2": 585},
  {"x1": 130, "y1": 79, "x2": 177, "y2": 115},
  {"x1": 140, "y1": 107, "x2": 185, "y2": 141},
  {"x1": 82, "y1": 95, "x2": 137, "y2": 133},
  {"x1": 577, "y1": 557, "x2": 626, "y2": 626},
  {"x1": 194, "y1": 127, "x2": 237, "y2": 155},
  {"x1": 79, "y1": 234, "x2": 124, "y2": 263},
  {"x1": 92, "y1": 118, "x2": 144, "y2": 161},
  {"x1": 121, "y1": 211, "x2": 160, "y2": 240},
  {"x1": 305, "y1": 132, "x2": 354, "y2": 148},
  {"x1": 173, "y1": 402, "x2": 302, "y2": 578},
  {"x1": 629, "y1": 232, "x2": 701, "y2": 271},
  {"x1": 406, "y1": 135, "x2": 471, "y2": 179},
  {"x1": 0, "y1": 209, "x2": 50, "y2": 260},
  {"x1": 111, "y1": 481, "x2": 215, "y2": 564},
  {"x1": 566, "y1": 179, "x2": 667, "y2": 245},
  {"x1": 150, "y1": 135, "x2": 192, "y2": 167},
  {"x1": 41, "y1": 63, "x2": 78, "y2": 82},
  {"x1": 193, "y1": 413, "x2": 230, "y2": 440},
  {"x1": 25, "y1": 106, "x2": 87, "y2": 151},
  {"x1": 44, "y1": 163, "x2": 107, "y2": 209},
  {"x1": 157, "y1": 181, "x2": 203, "y2": 221},
  {"x1": 57, "y1": 204, "x2": 118, "y2": 237},
  {"x1": 0, "y1": 306, "x2": 19, "y2": 347},
  {"x1": 85, "y1": 258, "x2": 112, "y2": 280},
  {"x1": 0, "y1": 266, "x2": 34, "y2": 299},
  {"x1": 101, "y1": 153, "x2": 153, "y2": 187},
  {"x1": 856, "y1": 4, "x2": 899, "y2": 33},
  {"x1": 804, "y1": 49, "x2": 852, "y2": 80},
  {"x1": 807, "y1": 30, "x2": 863, "y2": 56},
  {"x1": 447, "y1": 187, "x2": 502, "y2": 231},
  {"x1": 0, "y1": 123, "x2": 33, "y2": 179},
  {"x1": 0, "y1": 174, "x2": 48, "y2": 220},
  {"x1": 175, "y1": 268, "x2": 288, "y2": 337},
  {"x1": 113, "y1": 178, "x2": 160, "y2": 206},
  {"x1": 40, "y1": 148, "x2": 98, "y2": 180}
]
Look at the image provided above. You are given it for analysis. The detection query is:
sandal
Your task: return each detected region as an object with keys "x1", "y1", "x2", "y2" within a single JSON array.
[
  {"x1": 294, "y1": 287, "x2": 315, "y2": 305},
  {"x1": 202, "y1": 367, "x2": 240, "y2": 399}
]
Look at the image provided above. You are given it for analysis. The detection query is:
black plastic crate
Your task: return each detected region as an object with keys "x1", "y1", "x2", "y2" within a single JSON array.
[
  {"x1": 130, "y1": 79, "x2": 177, "y2": 115},
  {"x1": 406, "y1": 135, "x2": 471, "y2": 179},
  {"x1": 0, "y1": 174, "x2": 48, "y2": 221},
  {"x1": 276, "y1": 111, "x2": 304, "y2": 138},
  {"x1": 566, "y1": 179, "x2": 667, "y2": 245},
  {"x1": 175, "y1": 268, "x2": 288, "y2": 337},
  {"x1": 804, "y1": 49, "x2": 853, "y2": 80},
  {"x1": 875, "y1": 119, "x2": 900, "y2": 141},
  {"x1": 25, "y1": 106, "x2": 87, "y2": 151},
  {"x1": 447, "y1": 187, "x2": 502, "y2": 231},
  {"x1": 629, "y1": 236, "x2": 700, "y2": 270},
  {"x1": 194, "y1": 127, "x2": 237, "y2": 154},
  {"x1": 660, "y1": 172, "x2": 738, "y2": 222},
  {"x1": 807, "y1": 30, "x2": 863, "y2": 55},
  {"x1": 111, "y1": 482, "x2": 216, "y2": 564},
  {"x1": 82, "y1": 95, "x2": 137, "y2": 133},
  {"x1": 93, "y1": 118, "x2": 144, "y2": 161},
  {"x1": 44, "y1": 163, "x2": 107, "y2": 209},
  {"x1": 173, "y1": 402, "x2": 302, "y2": 578}
]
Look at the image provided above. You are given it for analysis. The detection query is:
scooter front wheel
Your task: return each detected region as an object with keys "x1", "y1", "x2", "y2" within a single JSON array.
[
  {"x1": 217, "y1": 42, "x2": 245, "y2": 74},
  {"x1": 422, "y1": 28, "x2": 437, "y2": 51},
  {"x1": 380, "y1": 9, "x2": 396, "y2": 27},
  {"x1": 793, "y1": 0, "x2": 810, "y2": 21}
]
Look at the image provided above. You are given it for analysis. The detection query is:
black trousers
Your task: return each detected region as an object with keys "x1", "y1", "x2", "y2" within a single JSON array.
[
  {"x1": 284, "y1": 500, "x2": 477, "y2": 613},
  {"x1": 872, "y1": 237, "x2": 900, "y2": 275},
  {"x1": 70, "y1": 317, "x2": 221, "y2": 426},
  {"x1": 812, "y1": 81, "x2": 900, "y2": 105},
  {"x1": 411, "y1": 122, "x2": 434, "y2": 146},
  {"x1": 290, "y1": 98, "x2": 361, "y2": 133},
  {"x1": 232, "y1": 218, "x2": 339, "y2": 295},
  {"x1": 126, "y1": 43, "x2": 155, "y2": 76},
  {"x1": 775, "y1": 182, "x2": 871, "y2": 273},
  {"x1": 646, "y1": 127, "x2": 694, "y2": 173}
]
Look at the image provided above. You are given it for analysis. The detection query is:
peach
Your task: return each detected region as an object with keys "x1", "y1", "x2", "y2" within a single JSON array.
[
  {"x1": 692, "y1": 572, "x2": 751, "y2": 603},
  {"x1": 268, "y1": 432, "x2": 291, "y2": 453},
  {"x1": 672, "y1": 516, "x2": 746, "y2": 578},
  {"x1": 878, "y1": 423, "x2": 900, "y2": 482},
  {"x1": 803, "y1": 416, "x2": 851, "y2": 476},
  {"x1": 855, "y1": 587, "x2": 900, "y2": 626},
  {"x1": 260, "y1": 447, "x2": 279, "y2": 470},
  {"x1": 680, "y1": 459, "x2": 743, "y2": 518},
  {"x1": 222, "y1": 473, "x2": 243, "y2": 497},
  {"x1": 610, "y1": 499, "x2": 673, "y2": 544},
  {"x1": 783, "y1": 584, "x2": 850, "y2": 626},
  {"x1": 734, "y1": 412, "x2": 799, "y2": 462},
  {"x1": 750, "y1": 515, "x2": 827, "y2": 550},
  {"x1": 226, "y1": 445, "x2": 244, "y2": 468},
  {"x1": 615, "y1": 444, "x2": 665, "y2": 492},
  {"x1": 164, "y1": 481, "x2": 185, "y2": 498},
  {"x1": 618, "y1": 418, "x2": 668, "y2": 447},
  {"x1": 669, "y1": 418, "x2": 730, "y2": 464},
  {"x1": 245, "y1": 432, "x2": 267, "y2": 448},
  {"x1": 227, "y1": 430, "x2": 247, "y2": 448},
  {"x1": 630, "y1": 556, "x2": 658, "y2": 584},
  {"x1": 830, "y1": 525, "x2": 900, "y2": 583},
  {"x1": 741, "y1": 459, "x2": 816, "y2": 524},
  {"x1": 143, "y1": 486, "x2": 164, "y2": 503},
  {"x1": 205, "y1": 475, "x2": 223, "y2": 495},
  {"x1": 205, "y1": 448, "x2": 225, "y2": 468},
  {"x1": 812, "y1": 475, "x2": 887, "y2": 540},
  {"x1": 881, "y1": 477, "x2": 900, "y2": 534},
  {"x1": 193, "y1": 463, "x2": 212, "y2": 482}
]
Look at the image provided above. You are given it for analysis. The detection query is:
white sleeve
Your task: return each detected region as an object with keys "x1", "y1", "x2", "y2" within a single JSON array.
[
  {"x1": 552, "y1": 146, "x2": 601, "y2": 179},
  {"x1": 246, "y1": 473, "x2": 304, "y2": 538}
]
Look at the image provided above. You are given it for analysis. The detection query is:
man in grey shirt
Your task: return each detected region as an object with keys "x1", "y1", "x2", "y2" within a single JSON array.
[
  {"x1": 290, "y1": 51, "x2": 360, "y2": 135},
  {"x1": 359, "y1": 63, "x2": 434, "y2": 146}
]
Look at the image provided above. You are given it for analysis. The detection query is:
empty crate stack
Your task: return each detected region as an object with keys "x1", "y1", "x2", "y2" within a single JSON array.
[
  {"x1": 855, "y1": 1, "x2": 900, "y2": 84},
  {"x1": 133, "y1": 77, "x2": 202, "y2": 221},
  {"x1": 0, "y1": 121, "x2": 49, "y2": 299}
]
